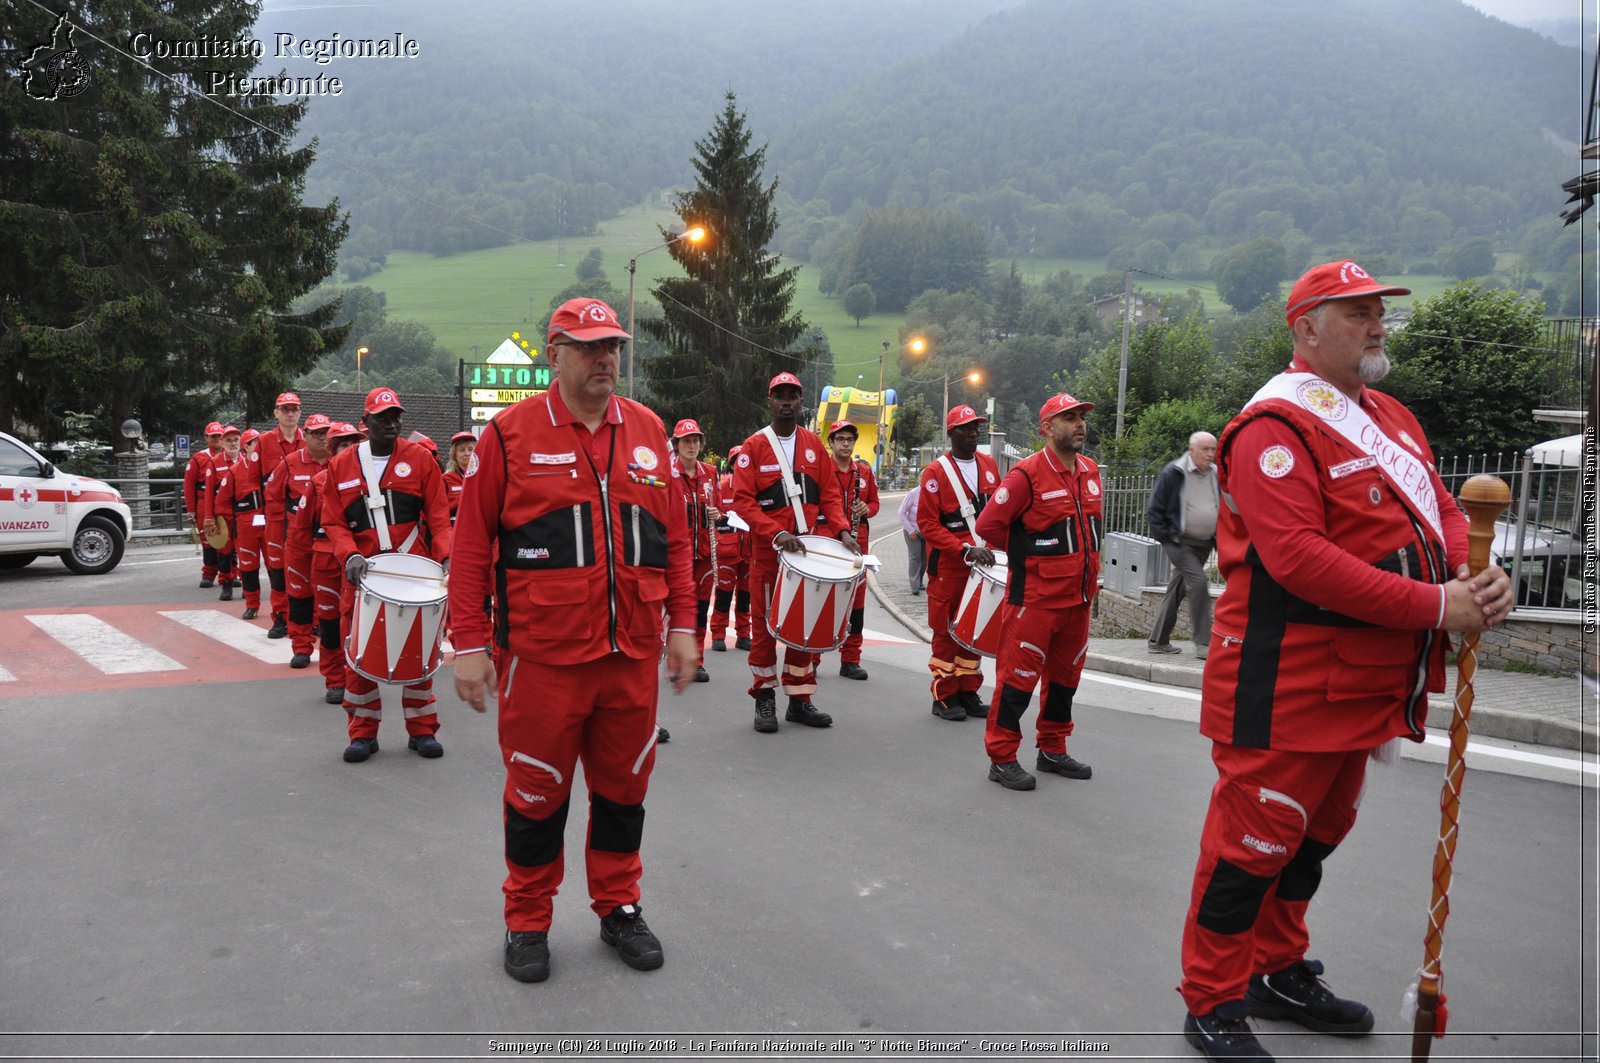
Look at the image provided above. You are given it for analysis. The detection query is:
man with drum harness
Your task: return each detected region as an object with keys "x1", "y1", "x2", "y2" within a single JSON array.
[
  {"x1": 815, "y1": 420, "x2": 879, "y2": 681},
  {"x1": 708, "y1": 446, "x2": 753, "y2": 653},
  {"x1": 269, "y1": 414, "x2": 334, "y2": 671},
  {"x1": 257, "y1": 393, "x2": 305, "y2": 639},
  {"x1": 973, "y1": 393, "x2": 1102, "y2": 791},
  {"x1": 917, "y1": 405, "x2": 1001, "y2": 721},
  {"x1": 289, "y1": 421, "x2": 360, "y2": 704},
  {"x1": 213, "y1": 428, "x2": 267, "y2": 620},
  {"x1": 322, "y1": 389, "x2": 452, "y2": 763},
  {"x1": 1174, "y1": 262, "x2": 1512, "y2": 1062},
  {"x1": 450, "y1": 296, "x2": 698, "y2": 985},
  {"x1": 671, "y1": 418, "x2": 720, "y2": 684},
  {"x1": 732, "y1": 373, "x2": 857, "y2": 733}
]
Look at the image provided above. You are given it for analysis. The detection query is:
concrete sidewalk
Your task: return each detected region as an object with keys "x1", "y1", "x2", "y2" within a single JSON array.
[{"x1": 866, "y1": 501, "x2": 1594, "y2": 754}]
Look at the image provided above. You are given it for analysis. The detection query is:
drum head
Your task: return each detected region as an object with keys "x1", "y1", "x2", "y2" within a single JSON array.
[
  {"x1": 784, "y1": 535, "x2": 864, "y2": 581},
  {"x1": 974, "y1": 549, "x2": 1009, "y2": 586},
  {"x1": 363, "y1": 553, "x2": 446, "y2": 604}
]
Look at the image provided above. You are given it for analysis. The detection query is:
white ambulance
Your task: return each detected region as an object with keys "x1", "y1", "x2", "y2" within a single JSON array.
[{"x1": 0, "y1": 430, "x2": 132, "y2": 575}]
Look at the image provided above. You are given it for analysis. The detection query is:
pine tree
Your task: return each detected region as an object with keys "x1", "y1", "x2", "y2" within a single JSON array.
[
  {"x1": 640, "y1": 93, "x2": 808, "y2": 447},
  {"x1": 1, "y1": 1, "x2": 348, "y2": 445}
]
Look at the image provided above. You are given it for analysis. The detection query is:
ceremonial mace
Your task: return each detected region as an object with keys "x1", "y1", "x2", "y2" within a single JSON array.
[{"x1": 1405, "y1": 473, "x2": 1511, "y2": 1061}]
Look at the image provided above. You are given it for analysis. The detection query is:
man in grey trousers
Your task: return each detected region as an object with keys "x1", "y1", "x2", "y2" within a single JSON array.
[
  {"x1": 899, "y1": 488, "x2": 926, "y2": 595},
  {"x1": 1146, "y1": 432, "x2": 1219, "y2": 659}
]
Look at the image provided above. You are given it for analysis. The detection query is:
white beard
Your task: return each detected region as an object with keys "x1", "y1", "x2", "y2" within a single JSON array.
[{"x1": 1359, "y1": 351, "x2": 1391, "y2": 384}]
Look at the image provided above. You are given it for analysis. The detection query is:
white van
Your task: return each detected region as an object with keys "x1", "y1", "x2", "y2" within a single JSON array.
[{"x1": 0, "y1": 430, "x2": 132, "y2": 575}]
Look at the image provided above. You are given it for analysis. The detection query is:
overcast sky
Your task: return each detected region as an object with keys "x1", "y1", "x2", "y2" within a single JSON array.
[{"x1": 1466, "y1": 0, "x2": 1588, "y2": 22}]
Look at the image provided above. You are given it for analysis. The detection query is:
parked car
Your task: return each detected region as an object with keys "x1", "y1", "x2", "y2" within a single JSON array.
[
  {"x1": 0, "y1": 430, "x2": 132, "y2": 575},
  {"x1": 1491, "y1": 519, "x2": 1585, "y2": 610}
]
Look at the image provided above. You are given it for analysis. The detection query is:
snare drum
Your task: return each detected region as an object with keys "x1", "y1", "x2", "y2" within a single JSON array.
[
  {"x1": 767, "y1": 534, "x2": 866, "y2": 653},
  {"x1": 949, "y1": 550, "x2": 1010, "y2": 659},
  {"x1": 345, "y1": 553, "x2": 450, "y2": 684}
]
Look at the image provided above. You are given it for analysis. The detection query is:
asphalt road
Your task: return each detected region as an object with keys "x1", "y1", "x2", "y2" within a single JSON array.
[{"x1": 0, "y1": 543, "x2": 1594, "y2": 1061}]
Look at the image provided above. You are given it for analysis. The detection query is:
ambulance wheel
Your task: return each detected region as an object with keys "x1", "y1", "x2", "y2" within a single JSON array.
[
  {"x1": 0, "y1": 553, "x2": 38, "y2": 569},
  {"x1": 63, "y1": 516, "x2": 125, "y2": 575}
]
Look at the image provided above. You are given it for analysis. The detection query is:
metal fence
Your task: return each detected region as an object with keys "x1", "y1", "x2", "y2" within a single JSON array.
[
  {"x1": 100, "y1": 476, "x2": 189, "y2": 534},
  {"x1": 1538, "y1": 318, "x2": 1596, "y2": 413}
]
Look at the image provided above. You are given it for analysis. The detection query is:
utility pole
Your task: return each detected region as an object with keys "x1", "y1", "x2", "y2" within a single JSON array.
[{"x1": 1115, "y1": 266, "x2": 1132, "y2": 439}]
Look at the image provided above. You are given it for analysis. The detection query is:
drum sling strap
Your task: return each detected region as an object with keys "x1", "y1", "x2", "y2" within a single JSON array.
[
  {"x1": 761, "y1": 426, "x2": 812, "y2": 536},
  {"x1": 355, "y1": 441, "x2": 421, "y2": 555},
  {"x1": 936, "y1": 454, "x2": 986, "y2": 548}
]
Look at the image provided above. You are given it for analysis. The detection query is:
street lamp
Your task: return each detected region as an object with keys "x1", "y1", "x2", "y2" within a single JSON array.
[
  {"x1": 944, "y1": 369, "x2": 983, "y2": 431},
  {"x1": 878, "y1": 336, "x2": 928, "y2": 469},
  {"x1": 356, "y1": 346, "x2": 369, "y2": 394},
  {"x1": 626, "y1": 225, "x2": 707, "y2": 399}
]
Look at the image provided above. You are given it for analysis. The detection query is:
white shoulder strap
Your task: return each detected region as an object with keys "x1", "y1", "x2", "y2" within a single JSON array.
[
  {"x1": 936, "y1": 454, "x2": 985, "y2": 548},
  {"x1": 355, "y1": 441, "x2": 394, "y2": 552},
  {"x1": 761, "y1": 425, "x2": 810, "y2": 535}
]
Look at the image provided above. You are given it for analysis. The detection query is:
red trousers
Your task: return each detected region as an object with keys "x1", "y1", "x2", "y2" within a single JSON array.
[
  {"x1": 709, "y1": 558, "x2": 751, "y2": 641},
  {"x1": 498, "y1": 652, "x2": 659, "y2": 931},
  {"x1": 1179, "y1": 744, "x2": 1367, "y2": 1015},
  {"x1": 747, "y1": 549, "x2": 818, "y2": 698},
  {"x1": 265, "y1": 536, "x2": 288, "y2": 622},
  {"x1": 927, "y1": 568, "x2": 983, "y2": 701},
  {"x1": 284, "y1": 545, "x2": 317, "y2": 656},
  {"x1": 337, "y1": 578, "x2": 437, "y2": 736},
  {"x1": 982, "y1": 601, "x2": 1090, "y2": 763},
  {"x1": 691, "y1": 556, "x2": 713, "y2": 666},
  {"x1": 200, "y1": 541, "x2": 219, "y2": 582},
  {"x1": 835, "y1": 576, "x2": 867, "y2": 665},
  {"x1": 234, "y1": 518, "x2": 263, "y2": 610},
  {"x1": 311, "y1": 552, "x2": 345, "y2": 687}
]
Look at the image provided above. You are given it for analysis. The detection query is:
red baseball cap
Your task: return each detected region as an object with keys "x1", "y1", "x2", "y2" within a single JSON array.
[
  {"x1": 364, "y1": 387, "x2": 404, "y2": 415},
  {"x1": 946, "y1": 405, "x2": 987, "y2": 431},
  {"x1": 204, "y1": 422, "x2": 224, "y2": 437},
  {"x1": 221, "y1": 424, "x2": 241, "y2": 436},
  {"x1": 329, "y1": 422, "x2": 361, "y2": 442},
  {"x1": 239, "y1": 428, "x2": 261, "y2": 445},
  {"x1": 827, "y1": 419, "x2": 858, "y2": 439},
  {"x1": 768, "y1": 372, "x2": 803, "y2": 393},
  {"x1": 410, "y1": 431, "x2": 438, "y2": 454},
  {"x1": 726, "y1": 444, "x2": 743, "y2": 459},
  {"x1": 450, "y1": 430, "x2": 477, "y2": 445},
  {"x1": 671, "y1": 418, "x2": 705, "y2": 440},
  {"x1": 304, "y1": 414, "x2": 332, "y2": 432},
  {"x1": 1285, "y1": 260, "x2": 1411, "y2": 327},
  {"x1": 1039, "y1": 393, "x2": 1093, "y2": 430},
  {"x1": 548, "y1": 298, "x2": 631, "y2": 344},
  {"x1": 274, "y1": 392, "x2": 301, "y2": 408}
]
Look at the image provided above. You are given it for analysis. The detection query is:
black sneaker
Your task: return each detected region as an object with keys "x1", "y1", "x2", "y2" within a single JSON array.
[
  {"x1": 218, "y1": 584, "x2": 234, "y2": 602},
  {"x1": 839, "y1": 662, "x2": 869, "y2": 680},
  {"x1": 199, "y1": 578, "x2": 214, "y2": 589},
  {"x1": 324, "y1": 686, "x2": 345, "y2": 705},
  {"x1": 599, "y1": 904, "x2": 664, "y2": 971},
  {"x1": 343, "y1": 738, "x2": 378, "y2": 763},
  {"x1": 987, "y1": 760, "x2": 1036, "y2": 790},
  {"x1": 1245, "y1": 959, "x2": 1374, "y2": 1035},
  {"x1": 785, "y1": 699, "x2": 833, "y2": 727},
  {"x1": 504, "y1": 930, "x2": 550, "y2": 983},
  {"x1": 290, "y1": 652, "x2": 311, "y2": 669},
  {"x1": 656, "y1": 726, "x2": 670, "y2": 744},
  {"x1": 735, "y1": 636, "x2": 751, "y2": 651},
  {"x1": 753, "y1": 690, "x2": 778, "y2": 733},
  {"x1": 267, "y1": 616, "x2": 288, "y2": 639},
  {"x1": 1183, "y1": 1001, "x2": 1274, "y2": 1060},
  {"x1": 956, "y1": 690, "x2": 989, "y2": 718},
  {"x1": 1036, "y1": 750, "x2": 1093, "y2": 780},
  {"x1": 693, "y1": 665, "x2": 710, "y2": 683},
  {"x1": 408, "y1": 734, "x2": 444, "y2": 758},
  {"x1": 931, "y1": 698, "x2": 967, "y2": 721},
  {"x1": 242, "y1": 607, "x2": 258, "y2": 620},
  {"x1": 711, "y1": 639, "x2": 727, "y2": 652}
]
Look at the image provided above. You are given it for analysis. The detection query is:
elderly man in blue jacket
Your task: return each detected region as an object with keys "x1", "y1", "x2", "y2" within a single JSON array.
[{"x1": 1146, "y1": 431, "x2": 1219, "y2": 659}]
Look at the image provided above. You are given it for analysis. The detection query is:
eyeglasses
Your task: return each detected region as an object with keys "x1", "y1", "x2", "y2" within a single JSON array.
[{"x1": 551, "y1": 338, "x2": 624, "y2": 355}]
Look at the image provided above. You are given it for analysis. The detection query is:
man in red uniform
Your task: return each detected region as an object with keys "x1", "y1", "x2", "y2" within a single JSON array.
[
  {"x1": 290, "y1": 422, "x2": 359, "y2": 703},
  {"x1": 1174, "y1": 261, "x2": 1513, "y2": 1061},
  {"x1": 184, "y1": 422, "x2": 225, "y2": 588},
  {"x1": 450, "y1": 297, "x2": 698, "y2": 985},
  {"x1": 671, "y1": 418, "x2": 719, "y2": 683},
  {"x1": 917, "y1": 405, "x2": 1002, "y2": 721},
  {"x1": 214, "y1": 428, "x2": 267, "y2": 619},
  {"x1": 814, "y1": 421, "x2": 879, "y2": 680},
  {"x1": 974, "y1": 395, "x2": 1102, "y2": 790},
  {"x1": 322, "y1": 390, "x2": 452, "y2": 763},
  {"x1": 257, "y1": 393, "x2": 304, "y2": 639},
  {"x1": 201, "y1": 426, "x2": 243, "y2": 601},
  {"x1": 732, "y1": 373, "x2": 856, "y2": 733},
  {"x1": 269, "y1": 414, "x2": 333, "y2": 670},
  {"x1": 708, "y1": 446, "x2": 753, "y2": 653}
]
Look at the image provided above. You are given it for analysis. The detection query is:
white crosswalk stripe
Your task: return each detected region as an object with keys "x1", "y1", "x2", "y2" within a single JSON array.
[
  {"x1": 0, "y1": 662, "x2": 15, "y2": 682},
  {"x1": 26, "y1": 614, "x2": 185, "y2": 675},
  {"x1": 861, "y1": 627, "x2": 915, "y2": 645},
  {"x1": 159, "y1": 610, "x2": 297, "y2": 665}
]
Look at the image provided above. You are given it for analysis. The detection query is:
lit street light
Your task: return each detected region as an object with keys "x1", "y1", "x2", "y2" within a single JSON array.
[
  {"x1": 356, "y1": 346, "x2": 369, "y2": 394},
  {"x1": 625, "y1": 226, "x2": 707, "y2": 399}
]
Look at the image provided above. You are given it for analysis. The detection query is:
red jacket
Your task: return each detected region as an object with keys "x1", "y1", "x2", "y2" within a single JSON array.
[
  {"x1": 255, "y1": 427, "x2": 303, "y2": 487},
  {"x1": 1200, "y1": 367, "x2": 1468, "y2": 752},
  {"x1": 442, "y1": 469, "x2": 465, "y2": 521},
  {"x1": 183, "y1": 447, "x2": 221, "y2": 519},
  {"x1": 714, "y1": 472, "x2": 752, "y2": 562},
  {"x1": 676, "y1": 458, "x2": 718, "y2": 561},
  {"x1": 816, "y1": 457, "x2": 880, "y2": 542},
  {"x1": 974, "y1": 447, "x2": 1102, "y2": 608},
  {"x1": 214, "y1": 449, "x2": 267, "y2": 527},
  {"x1": 264, "y1": 449, "x2": 327, "y2": 552},
  {"x1": 447, "y1": 384, "x2": 696, "y2": 666},
  {"x1": 288, "y1": 466, "x2": 338, "y2": 569},
  {"x1": 198, "y1": 449, "x2": 237, "y2": 524},
  {"x1": 917, "y1": 451, "x2": 1001, "y2": 579},
  {"x1": 320, "y1": 438, "x2": 452, "y2": 567},
  {"x1": 731, "y1": 426, "x2": 848, "y2": 543}
]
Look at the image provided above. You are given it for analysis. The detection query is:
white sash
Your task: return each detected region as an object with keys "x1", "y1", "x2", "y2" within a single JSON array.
[
  {"x1": 760, "y1": 426, "x2": 810, "y2": 535},
  {"x1": 1244, "y1": 372, "x2": 1446, "y2": 544},
  {"x1": 935, "y1": 454, "x2": 985, "y2": 548}
]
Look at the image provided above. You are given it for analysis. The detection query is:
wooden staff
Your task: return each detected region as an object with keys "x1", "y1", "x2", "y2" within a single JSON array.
[{"x1": 1408, "y1": 473, "x2": 1512, "y2": 1061}]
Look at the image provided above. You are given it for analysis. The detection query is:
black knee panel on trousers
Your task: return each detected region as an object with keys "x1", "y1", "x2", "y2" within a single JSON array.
[
  {"x1": 288, "y1": 596, "x2": 313, "y2": 624},
  {"x1": 714, "y1": 588, "x2": 733, "y2": 612},
  {"x1": 696, "y1": 598, "x2": 710, "y2": 627},
  {"x1": 1196, "y1": 856, "x2": 1277, "y2": 936},
  {"x1": 1275, "y1": 838, "x2": 1337, "y2": 902},
  {"x1": 319, "y1": 618, "x2": 340, "y2": 651},
  {"x1": 995, "y1": 684, "x2": 1033, "y2": 735},
  {"x1": 241, "y1": 570, "x2": 261, "y2": 593},
  {"x1": 736, "y1": 590, "x2": 750, "y2": 613},
  {"x1": 589, "y1": 792, "x2": 646, "y2": 854},
  {"x1": 267, "y1": 567, "x2": 286, "y2": 593},
  {"x1": 202, "y1": 544, "x2": 219, "y2": 566},
  {"x1": 1041, "y1": 682, "x2": 1075, "y2": 724},
  {"x1": 505, "y1": 798, "x2": 571, "y2": 868},
  {"x1": 218, "y1": 554, "x2": 235, "y2": 574},
  {"x1": 848, "y1": 606, "x2": 864, "y2": 636}
]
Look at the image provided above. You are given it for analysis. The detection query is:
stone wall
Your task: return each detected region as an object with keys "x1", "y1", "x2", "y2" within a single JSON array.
[{"x1": 1091, "y1": 585, "x2": 1585, "y2": 677}]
